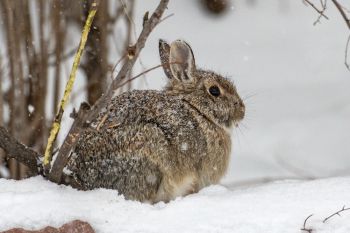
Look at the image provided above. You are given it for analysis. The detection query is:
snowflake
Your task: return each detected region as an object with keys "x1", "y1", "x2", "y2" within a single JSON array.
[{"x1": 181, "y1": 142, "x2": 189, "y2": 152}]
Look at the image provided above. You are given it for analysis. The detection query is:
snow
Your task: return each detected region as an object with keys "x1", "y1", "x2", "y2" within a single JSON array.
[
  {"x1": 27, "y1": 104, "x2": 35, "y2": 114},
  {"x1": 1, "y1": 176, "x2": 350, "y2": 233},
  {"x1": 181, "y1": 142, "x2": 189, "y2": 151},
  {"x1": 0, "y1": 165, "x2": 9, "y2": 178}
]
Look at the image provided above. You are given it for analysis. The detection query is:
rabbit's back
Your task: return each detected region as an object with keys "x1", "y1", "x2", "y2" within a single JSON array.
[
  {"x1": 69, "y1": 123, "x2": 166, "y2": 201},
  {"x1": 100, "y1": 90, "x2": 208, "y2": 158},
  {"x1": 68, "y1": 90, "x2": 209, "y2": 201}
]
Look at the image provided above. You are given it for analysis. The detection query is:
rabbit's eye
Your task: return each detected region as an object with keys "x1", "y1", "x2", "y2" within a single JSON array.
[{"x1": 209, "y1": 86, "x2": 221, "y2": 97}]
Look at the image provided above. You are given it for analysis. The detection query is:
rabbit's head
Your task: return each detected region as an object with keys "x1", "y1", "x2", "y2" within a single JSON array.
[{"x1": 159, "y1": 39, "x2": 245, "y2": 129}]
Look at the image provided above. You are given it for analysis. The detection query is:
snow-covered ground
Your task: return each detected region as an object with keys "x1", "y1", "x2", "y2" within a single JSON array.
[
  {"x1": 1, "y1": 176, "x2": 350, "y2": 232},
  {"x1": 1, "y1": 0, "x2": 350, "y2": 232}
]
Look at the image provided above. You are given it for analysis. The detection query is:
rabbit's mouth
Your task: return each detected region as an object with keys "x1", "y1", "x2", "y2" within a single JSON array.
[
  {"x1": 232, "y1": 100, "x2": 245, "y2": 122},
  {"x1": 226, "y1": 119, "x2": 241, "y2": 129},
  {"x1": 227, "y1": 107, "x2": 245, "y2": 128},
  {"x1": 222, "y1": 119, "x2": 242, "y2": 135}
]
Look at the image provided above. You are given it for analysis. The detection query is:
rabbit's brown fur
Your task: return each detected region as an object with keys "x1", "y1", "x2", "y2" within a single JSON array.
[{"x1": 67, "y1": 39, "x2": 245, "y2": 203}]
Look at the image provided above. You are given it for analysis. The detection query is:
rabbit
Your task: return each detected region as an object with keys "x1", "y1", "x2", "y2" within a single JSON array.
[{"x1": 67, "y1": 39, "x2": 245, "y2": 203}]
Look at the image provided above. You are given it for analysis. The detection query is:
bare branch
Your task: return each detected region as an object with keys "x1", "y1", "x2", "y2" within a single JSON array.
[
  {"x1": 313, "y1": 0, "x2": 328, "y2": 25},
  {"x1": 304, "y1": 0, "x2": 350, "y2": 70},
  {"x1": 48, "y1": 103, "x2": 91, "y2": 182},
  {"x1": 48, "y1": 47, "x2": 77, "y2": 66},
  {"x1": 109, "y1": 4, "x2": 124, "y2": 24},
  {"x1": 43, "y1": 0, "x2": 100, "y2": 173},
  {"x1": 120, "y1": 0, "x2": 137, "y2": 42},
  {"x1": 110, "y1": 52, "x2": 127, "y2": 81},
  {"x1": 301, "y1": 214, "x2": 314, "y2": 233},
  {"x1": 331, "y1": 0, "x2": 350, "y2": 30},
  {"x1": 115, "y1": 62, "x2": 179, "y2": 90},
  {"x1": 323, "y1": 205, "x2": 350, "y2": 223},
  {"x1": 345, "y1": 35, "x2": 350, "y2": 71},
  {"x1": 303, "y1": 0, "x2": 329, "y2": 20},
  {"x1": 160, "y1": 13, "x2": 175, "y2": 23},
  {"x1": 330, "y1": 0, "x2": 350, "y2": 70},
  {"x1": 0, "y1": 126, "x2": 41, "y2": 174}
]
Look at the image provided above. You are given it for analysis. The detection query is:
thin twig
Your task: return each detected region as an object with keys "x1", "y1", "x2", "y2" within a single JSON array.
[
  {"x1": 109, "y1": 4, "x2": 124, "y2": 24},
  {"x1": 313, "y1": 0, "x2": 327, "y2": 25},
  {"x1": 133, "y1": 13, "x2": 174, "y2": 89},
  {"x1": 110, "y1": 52, "x2": 127, "y2": 80},
  {"x1": 331, "y1": 0, "x2": 350, "y2": 29},
  {"x1": 115, "y1": 62, "x2": 178, "y2": 89},
  {"x1": 48, "y1": 103, "x2": 91, "y2": 182},
  {"x1": 303, "y1": 0, "x2": 329, "y2": 20},
  {"x1": 345, "y1": 35, "x2": 350, "y2": 71},
  {"x1": 338, "y1": 3, "x2": 350, "y2": 14},
  {"x1": 323, "y1": 206, "x2": 350, "y2": 223},
  {"x1": 120, "y1": 0, "x2": 136, "y2": 91},
  {"x1": 301, "y1": 214, "x2": 314, "y2": 233},
  {"x1": 160, "y1": 13, "x2": 175, "y2": 23},
  {"x1": 305, "y1": 0, "x2": 350, "y2": 70},
  {"x1": 43, "y1": 0, "x2": 99, "y2": 172},
  {"x1": 330, "y1": 0, "x2": 350, "y2": 70},
  {"x1": 48, "y1": 47, "x2": 77, "y2": 66},
  {"x1": 120, "y1": 0, "x2": 137, "y2": 41},
  {"x1": 0, "y1": 126, "x2": 41, "y2": 174}
]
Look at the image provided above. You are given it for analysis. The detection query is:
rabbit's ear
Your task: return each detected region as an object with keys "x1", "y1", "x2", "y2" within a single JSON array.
[
  {"x1": 169, "y1": 40, "x2": 196, "y2": 83},
  {"x1": 159, "y1": 39, "x2": 174, "y2": 80}
]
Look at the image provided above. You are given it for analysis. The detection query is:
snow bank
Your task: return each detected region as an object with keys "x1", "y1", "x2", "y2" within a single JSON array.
[{"x1": 1, "y1": 176, "x2": 350, "y2": 233}]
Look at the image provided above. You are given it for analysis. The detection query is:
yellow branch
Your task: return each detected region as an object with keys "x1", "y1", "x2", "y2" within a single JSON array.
[{"x1": 43, "y1": 2, "x2": 99, "y2": 169}]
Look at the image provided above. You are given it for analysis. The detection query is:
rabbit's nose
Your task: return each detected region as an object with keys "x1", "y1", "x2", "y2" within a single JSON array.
[
  {"x1": 234, "y1": 99, "x2": 244, "y2": 108},
  {"x1": 240, "y1": 100, "x2": 245, "y2": 112},
  {"x1": 234, "y1": 100, "x2": 245, "y2": 120}
]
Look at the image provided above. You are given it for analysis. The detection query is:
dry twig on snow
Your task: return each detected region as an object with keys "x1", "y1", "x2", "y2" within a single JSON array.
[
  {"x1": 300, "y1": 205, "x2": 350, "y2": 232},
  {"x1": 300, "y1": 214, "x2": 314, "y2": 233},
  {"x1": 323, "y1": 205, "x2": 350, "y2": 223}
]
